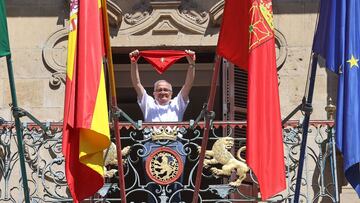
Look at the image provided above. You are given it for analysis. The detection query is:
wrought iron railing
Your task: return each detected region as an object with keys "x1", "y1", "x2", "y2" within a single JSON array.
[{"x1": 0, "y1": 120, "x2": 338, "y2": 202}]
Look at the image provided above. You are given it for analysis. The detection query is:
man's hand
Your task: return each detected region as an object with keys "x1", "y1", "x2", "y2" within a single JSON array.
[
  {"x1": 130, "y1": 49, "x2": 145, "y2": 98},
  {"x1": 129, "y1": 49, "x2": 140, "y2": 63},
  {"x1": 185, "y1": 49, "x2": 196, "y2": 66}
]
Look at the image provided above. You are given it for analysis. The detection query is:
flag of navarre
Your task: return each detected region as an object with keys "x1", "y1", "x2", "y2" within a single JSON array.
[{"x1": 249, "y1": 0, "x2": 274, "y2": 50}]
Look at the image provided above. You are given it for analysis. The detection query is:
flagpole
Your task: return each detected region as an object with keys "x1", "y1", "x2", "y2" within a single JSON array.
[
  {"x1": 6, "y1": 54, "x2": 31, "y2": 203},
  {"x1": 330, "y1": 126, "x2": 340, "y2": 202},
  {"x1": 100, "y1": 1, "x2": 127, "y2": 203},
  {"x1": 192, "y1": 55, "x2": 221, "y2": 203},
  {"x1": 294, "y1": 53, "x2": 318, "y2": 203}
]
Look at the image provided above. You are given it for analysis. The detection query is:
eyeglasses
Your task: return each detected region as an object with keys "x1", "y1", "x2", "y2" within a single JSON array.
[{"x1": 155, "y1": 88, "x2": 172, "y2": 93}]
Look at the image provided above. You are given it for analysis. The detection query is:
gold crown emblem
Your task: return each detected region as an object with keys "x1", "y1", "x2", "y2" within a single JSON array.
[{"x1": 151, "y1": 126, "x2": 178, "y2": 141}]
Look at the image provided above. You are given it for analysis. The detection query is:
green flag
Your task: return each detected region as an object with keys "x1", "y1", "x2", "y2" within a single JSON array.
[{"x1": 0, "y1": 0, "x2": 10, "y2": 57}]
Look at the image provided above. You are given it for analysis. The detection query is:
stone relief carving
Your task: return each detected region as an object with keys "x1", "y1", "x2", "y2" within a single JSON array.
[
  {"x1": 107, "y1": 0, "x2": 123, "y2": 27},
  {"x1": 120, "y1": 0, "x2": 209, "y2": 35},
  {"x1": 43, "y1": 0, "x2": 287, "y2": 88},
  {"x1": 179, "y1": 1, "x2": 208, "y2": 25},
  {"x1": 209, "y1": 0, "x2": 224, "y2": 26},
  {"x1": 181, "y1": 10, "x2": 208, "y2": 24},
  {"x1": 42, "y1": 0, "x2": 123, "y2": 89},
  {"x1": 275, "y1": 29, "x2": 287, "y2": 71},
  {"x1": 123, "y1": 1, "x2": 151, "y2": 25},
  {"x1": 42, "y1": 28, "x2": 68, "y2": 89},
  {"x1": 124, "y1": 11, "x2": 150, "y2": 25},
  {"x1": 152, "y1": 19, "x2": 179, "y2": 34}
]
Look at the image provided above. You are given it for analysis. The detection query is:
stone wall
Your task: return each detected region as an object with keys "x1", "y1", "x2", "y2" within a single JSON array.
[
  {"x1": 1, "y1": 0, "x2": 66, "y2": 122},
  {"x1": 274, "y1": 0, "x2": 338, "y2": 121},
  {"x1": 1, "y1": 0, "x2": 335, "y2": 122}
]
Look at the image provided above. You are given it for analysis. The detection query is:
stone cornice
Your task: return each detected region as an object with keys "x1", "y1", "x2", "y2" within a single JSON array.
[
  {"x1": 209, "y1": 0, "x2": 224, "y2": 26},
  {"x1": 107, "y1": 0, "x2": 123, "y2": 27}
]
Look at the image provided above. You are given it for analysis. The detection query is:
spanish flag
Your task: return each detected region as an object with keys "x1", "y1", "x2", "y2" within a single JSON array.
[{"x1": 62, "y1": 0, "x2": 110, "y2": 202}]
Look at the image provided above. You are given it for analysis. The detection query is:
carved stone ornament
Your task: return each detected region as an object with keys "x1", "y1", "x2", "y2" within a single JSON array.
[
  {"x1": 209, "y1": 0, "x2": 224, "y2": 26},
  {"x1": 107, "y1": 0, "x2": 123, "y2": 27},
  {"x1": 42, "y1": 0, "x2": 123, "y2": 89},
  {"x1": 274, "y1": 29, "x2": 287, "y2": 70},
  {"x1": 120, "y1": 0, "x2": 209, "y2": 35},
  {"x1": 43, "y1": 0, "x2": 287, "y2": 87},
  {"x1": 42, "y1": 28, "x2": 68, "y2": 89}
]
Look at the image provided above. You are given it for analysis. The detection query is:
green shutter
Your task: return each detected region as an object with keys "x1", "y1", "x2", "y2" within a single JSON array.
[{"x1": 0, "y1": 0, "x2": 10, "y2": 57}]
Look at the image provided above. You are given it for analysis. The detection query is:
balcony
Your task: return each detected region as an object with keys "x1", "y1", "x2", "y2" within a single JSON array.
[{"x1": 0, "y1": 120, "x2": 339, "y2": 202}]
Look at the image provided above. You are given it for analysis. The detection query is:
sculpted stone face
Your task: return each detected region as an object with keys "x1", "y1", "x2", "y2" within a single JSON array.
[
  {"x1": 153, "y1": 81, "x2": 173, "y2": 105},
  {"x1": 224, "y1": 137, "x2": 234, "y2": 150}
]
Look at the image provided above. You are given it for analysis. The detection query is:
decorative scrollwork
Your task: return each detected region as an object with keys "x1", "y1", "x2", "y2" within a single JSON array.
[
  {"x1": 180, "y1": 9, "x2": 209, "y2": 25},
  {"x1": 179, "y1": 0, "x2": 209, "y2": 25},
  {"x1": 120, "y1": 0, "x2": 208, "y2": 35},
  {"x1": 275, "y1": 29, "x2": 288, "y2": 71},
  {"x1": 124, "y1": 10, "x2": 151, "y2": 25},
  {"x1": 123, "y1": 0, "x2": 151, "y2": 25},
  {"x1": 42, "y1": 28, "x2": 68, "y2": 89},
  {"x1": 0, "y1": 121, "x2": 340, "y2": 202}
]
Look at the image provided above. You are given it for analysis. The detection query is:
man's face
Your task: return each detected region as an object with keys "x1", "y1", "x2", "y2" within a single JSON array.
[{"x1": 153, "y1": 81, "x2": 173, "y2": 105}]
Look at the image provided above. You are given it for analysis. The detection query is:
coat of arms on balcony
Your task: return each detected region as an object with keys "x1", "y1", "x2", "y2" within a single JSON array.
[
  {"x1": 151, "y1": 126, "x2": 179, "y2": 141},
  {"x1": 145, "y1": 147, "x2": 184, "y2": 185}
]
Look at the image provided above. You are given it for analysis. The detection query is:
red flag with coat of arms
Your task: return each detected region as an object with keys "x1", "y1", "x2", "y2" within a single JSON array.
[{"x1": 217, "y1": 0, "x2": 286, "y2": 200}]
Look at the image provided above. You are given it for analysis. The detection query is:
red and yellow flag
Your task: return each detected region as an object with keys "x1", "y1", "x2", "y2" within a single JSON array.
[
  {"x1": 62, "y1": 0, "x2": 110, "y2": 201},
  {"x1": 217, "y1": 0, "x2": 286, "y2": 200}
]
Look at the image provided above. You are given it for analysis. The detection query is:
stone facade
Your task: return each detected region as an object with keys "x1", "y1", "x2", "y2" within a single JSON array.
[{"x1": 1, "y1": 0, "x2": 359, "y2": 201}]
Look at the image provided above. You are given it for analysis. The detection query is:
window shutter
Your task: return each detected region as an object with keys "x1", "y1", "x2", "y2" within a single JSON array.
[{"x1": 222, "y1": 60, "x2": 248, "y2": 140}]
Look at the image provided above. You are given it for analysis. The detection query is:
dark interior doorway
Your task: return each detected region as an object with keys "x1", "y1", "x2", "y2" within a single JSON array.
[{"x1": 113, "y1": 52, "x2": 222, "y2": 122}]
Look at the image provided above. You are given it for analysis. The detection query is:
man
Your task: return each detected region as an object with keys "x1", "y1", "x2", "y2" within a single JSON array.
[
  {"x1": 130, "y1": 49, "x2": 195, "y2": 122},
  {"x1": 129, "y1": 49, "x2": 195, "y2": 202}
]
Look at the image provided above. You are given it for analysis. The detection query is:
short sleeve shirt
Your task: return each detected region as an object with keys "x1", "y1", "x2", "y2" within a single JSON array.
[{"x1": 138, "y1": 90, "x2": 189, "y2": 122}]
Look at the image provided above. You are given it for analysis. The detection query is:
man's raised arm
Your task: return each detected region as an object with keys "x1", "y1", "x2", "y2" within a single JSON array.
[
  {"x1": 130, "y1": 50, "x2": 145, "y2": 100},
  {"x1": 181, "y1": 50, "x2": 196, "y2": 101}
]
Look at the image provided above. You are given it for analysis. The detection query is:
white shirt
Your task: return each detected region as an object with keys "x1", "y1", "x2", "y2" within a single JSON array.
[{"x1": 138, "y1": 90, "x2": 189, "y2": 122}]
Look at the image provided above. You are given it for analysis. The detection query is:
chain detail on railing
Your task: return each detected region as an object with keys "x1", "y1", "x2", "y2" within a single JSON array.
[{"x1": 0, "y1": 120, "x2": 338, "y2": 202}]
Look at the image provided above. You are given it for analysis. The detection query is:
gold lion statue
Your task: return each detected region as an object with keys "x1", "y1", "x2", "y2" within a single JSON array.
[
  {"x1": 198, "y1": 137, "x2": 249, "y2": 187},
  {"x1": 103, "y1": 142, "x2": 131, "y2": 178}
]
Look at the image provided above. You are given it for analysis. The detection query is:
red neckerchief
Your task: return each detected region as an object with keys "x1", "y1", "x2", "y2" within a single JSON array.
[{"x1": 130, "y1": 50, "x2": 194, "y2": 74}]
